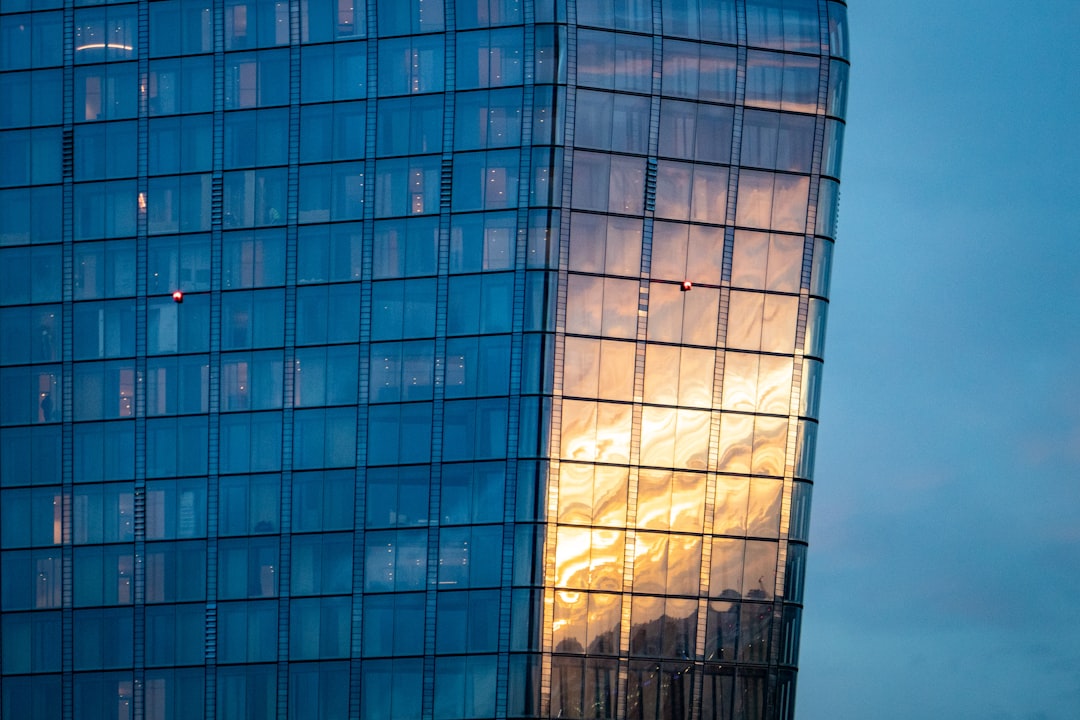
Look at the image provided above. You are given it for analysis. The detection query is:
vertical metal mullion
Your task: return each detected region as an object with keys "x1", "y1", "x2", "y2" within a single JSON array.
[
  {"x1": 422, "y1": 8, "x2": 457, "y2": 716},
  {"x1": 540, "y1": 6, "x2": 578, "y2": 716},
  {"x1": 275, "y1": 1, "x2": 303, "y2": 715},
  {"x1": 497, "y1": 2, "x2": 539, "y2": 711},
  {"x1": 132, "y1": 2, "x2": 151, "y2": 718},
  {"x1": 350, "y1": 5, "x2": 380, "y2": 714},
  {"x1": 60, "y1": 2, "x2": 76, "y2": 717},
  {"x1": 204, "y1": 2, "x2": 227, "y2": 716}
]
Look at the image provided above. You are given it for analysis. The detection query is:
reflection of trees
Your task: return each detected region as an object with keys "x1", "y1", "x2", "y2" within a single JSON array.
[
  {"x1": 706, "y1": 601, "x2": 772, "y2": 664},
  {"x1": 628, "y1": 610, "x2": 696, "y2": 659},
  {"x1": 551, "y1": 655, "x2": 618, "y2": 719},
  {"x1": 701, "y1": 668, "x2": 766, "y2": 720},
  {"x1": 626, "y1": 660, "x2": 694, "y2": 720},
  {"x1": 550, "y1": 602, "x2": 774, "y2": 718}
]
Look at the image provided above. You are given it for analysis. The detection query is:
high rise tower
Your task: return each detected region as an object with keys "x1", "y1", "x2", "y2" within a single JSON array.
[{"x1": 0, "y1": 0, "x2": 849, "y2": 718}]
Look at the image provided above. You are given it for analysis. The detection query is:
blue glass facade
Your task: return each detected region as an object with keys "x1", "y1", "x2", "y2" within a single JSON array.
[{"x1": 0, "y1": 0, "x2": 849, "y2": 718}]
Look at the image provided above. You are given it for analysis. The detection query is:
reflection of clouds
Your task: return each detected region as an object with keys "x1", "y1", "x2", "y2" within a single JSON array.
[
  {"x1": 757, "y1": 355, "x2": 794, "y2": 414},
  {"x1": 722, "y1": 351, "x2": 758, "y2": 411},
  {"x1": 636, "y1": 470, "x2": 706, "y2": 534},
  {"x1": 632, "y1": 531, "x2": 701, "y2": 596},
  {"x1": 671, "y1": 472, "x2": 706, "y2": 532},
  {"x1": 714, "y1": 475, "x2": 749, "y2": 536},
  {"x1": 674, "y1": 408, "x2": 710, "y2": 469},
  {"x1": 678, "y1": 347, "x2": 715, "y2": 407},
  {"x1": 644, "y1": 345, "x2": 715, "y2": 408},
  {"x1": 723, "y1": 351, "x2": 793, "y2": 415},
  {"x1": 690, "y1": 164, "x2": 728, "y2": 224},
  {"x1": 552, "y1": 589, "x2": 587, "y2": 652},
  {"x1": 555, "y1": 526, "x2": 592, "y2": 588},
  {"x1": 560, "y1": 400, "x2": 631, "y2": 464},
  {"x1": 656, "y1": 161, "x2": 693, "y2": 220},
  {"x1": 770, "y1": 174, "x2": 809, "y2": 233},
  {"x1": 556, "y1": 462, "x2": 593, "y2": 525},
  {"x1": 639, "y1": 406, "x2": 710, "y2": 470},
  {"x1": 597, "y1": 340, "x2": 636, "y2": 401},
  {"x1": 710, "y1": 537, "x2": 744, "y2": 597},
  {"x1": 644, "y1": 345, "x2": 680, "y2": 404},
  {"x1": 633, "y1": 532, "x2": 668, "y2": 594},
  {"x1": 715, "y1": 413, "x2": 790, "y2": 477},
  {"x1": 666, "y1": 534, "x2": 702, "y2": 595},
  {"x1": 554, "y1": 526, "x2": 624, "y2": 591},
  {"x1": 565, "y1": 275, "x2": 603, "y2": 335},
  {"x1": 589, "y1": 529, "x2": 624, "y2": 591},
  {"x1": 735, "y1": 170, "x2": 809, "y2": 234},
  {"x1": 640, "y1": 406, "x2": 678, "y2": 468},
  {"x1": 647, "y1": 283, "x2": 719, "y2": 346},
  {"x1": 745, "y1": 478, "x2": 783, "y2": 538},
  {"x1": 593, "y1": 465, "x2": 629, "y2": 527},
  {"x1": 717, "y1": 413, "x2": 753, "y2": 474},
  {"x1": 637, "y1": 470, "x2": 673, "y2": 531},
  {"x1": 752, "y1": 415, "x2": 788, "y2": 477},
  {"x1": 730, "y1": 227, "x2": 807, "y2": 289},
  {"x1": 726, "y1": 291, "x2": 764, "y2": 351},
  {"x1": 553, "y1": 588, "x2": 624, "y2": 655},
  {"x1": 725, "y1": 291, "x2": 798, "y2": 354},
  {"x1": 565, "y1": 275, "x2": 638, "y2": 340},
  {"x1": 563, "y1": 336, "x2": 600, "y2": 398},
  {"x1": 557, "y1": 463, "x2": 628, "y2": 527}
]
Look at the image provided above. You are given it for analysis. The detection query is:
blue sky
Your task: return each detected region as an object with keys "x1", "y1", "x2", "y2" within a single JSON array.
[{"x1": 797, "y1": 2, "x2": 1080, "y2": 718}]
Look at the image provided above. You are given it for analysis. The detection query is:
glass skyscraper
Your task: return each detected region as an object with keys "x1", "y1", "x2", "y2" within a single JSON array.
[{"x1": 0, "y1": 0, "x2": 849, "y2": 718}]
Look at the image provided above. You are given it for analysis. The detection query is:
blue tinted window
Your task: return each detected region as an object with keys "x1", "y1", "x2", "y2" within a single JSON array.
[
  {"x1": 289, "y1": 539, "x2": 352, "y2": 595},
  {"x1": 219, "y1": 537, "x2": 279, "y2": 599},
  {"x1": 367, "y1": 404, "x2": 432, "y2": 466},
  {"x1": 145, "y1": 604, "x2": 204, "y2": 666},
  {"x1": 362, "y1": 594, "x2": 424, "y2": 656},
  {"x1": 292, "y1": 470, "x2": 354, "y2": 532},
  {"x1": 294, "y1": 345, "x2": 360, "y2": 407},
  {"x1": 145, "y1": 541, "x2": 206, "y2": 603},
  {"x1": 300, "y1": 102, "x2": 367, "y2": 162},
  {"x1": 377, "y1": 36, "x2": 443, "y2": 96},
  {"x1": 218, "y1": 600, "x2": 277, "y2": 662},
  {"x1": 372, "y1": 217, "x2": 439, "y2": 278},
  {"x1": 440, "y1": 462, "x2": 504, "y2": 524},
  {"x1": 300, "y1": 43, "x2": 367, "y2": 102},
  {"x1": 370, "y1": 279, "x2": 436, "y2": 340},
  {"x1": 363, "y1": 529, "x2": 427, "y2": 592},
  {"x1": 297, "y1": 223, "x2": 363, "y2": 284},
  {"x1": 72, "y1": 608, "x2": 134, "y2": 668},
  {"x1": 1, "y1": 610, "x2": 60, "y2": 673},
  {"x1": 366, "y1": 465, "x2": 429, "y2": 528},
  {"x1": 293, "y1": 407, "x2": 357, "y2": 469},
  {"x1": 436, "y1": 589, "x2": 499, "y2": 653}
]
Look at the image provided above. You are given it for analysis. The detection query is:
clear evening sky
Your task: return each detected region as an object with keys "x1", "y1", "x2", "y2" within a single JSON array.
[{"x1": 796, "y1": 2, "x2": 1080, "y2": 718}]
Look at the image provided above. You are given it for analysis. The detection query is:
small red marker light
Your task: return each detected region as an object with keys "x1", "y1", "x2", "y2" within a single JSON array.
[
  {"x1": 172, "y1": 291, "x2": 184, "y2": 303},
  {"x1": 680, "y1": 281, "x2": 693, "y2": 292}
]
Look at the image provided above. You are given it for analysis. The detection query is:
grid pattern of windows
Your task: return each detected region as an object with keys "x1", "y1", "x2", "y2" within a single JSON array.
[{"x1": 0, "y1": 1, "x2": 848, "y2": 719}]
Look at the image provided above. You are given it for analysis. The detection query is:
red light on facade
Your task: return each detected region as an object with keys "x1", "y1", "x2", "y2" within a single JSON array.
[
  {"x1": 172, "y1": 291, "x2": 184, "y2": 303},
  {"x1": 680, "y1": 281, "x2": 693, "y2": 292}
]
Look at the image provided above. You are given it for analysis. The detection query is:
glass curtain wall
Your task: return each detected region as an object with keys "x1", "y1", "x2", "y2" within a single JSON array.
[{"x1": 0, "y1": 0, "x2": 848, "y2": 718}]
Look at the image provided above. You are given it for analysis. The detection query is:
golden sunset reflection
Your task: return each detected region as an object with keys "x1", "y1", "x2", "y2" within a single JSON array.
[
  {"x1": 552, "y1": 589, "x2": 622, "y2": 655},
  {"x1": 721, "y1": 351, "x2": 794, "y2": 415},
  {"x1": 560, "y1": 399, "x2": 632, "y2": 464},
  {"x1": 554, "y1": 526, "x2": 624, "y2": 592},
  {"x1": 716, "y1": 413, "x2": 790, "y2": 476}
]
